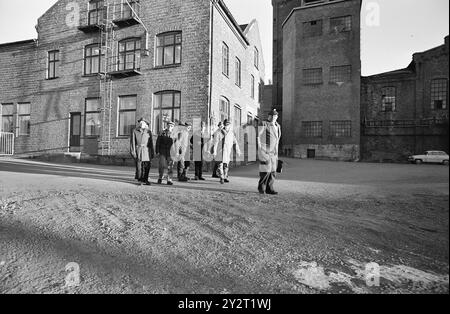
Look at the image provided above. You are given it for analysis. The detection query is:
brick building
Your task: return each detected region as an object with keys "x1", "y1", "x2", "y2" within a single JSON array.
[
  {"x1": 0, "y1": 0, "x2": 265, "y2": 160},
  {"x1": 278, "y1": 0, "x2": 448, "y2": 161},
  {"x1": 361, "y1": 36, "x2": 449, "y2": 162},
  {"x1": 282, "y1": 0, "x2": 362, "y2": 160}
]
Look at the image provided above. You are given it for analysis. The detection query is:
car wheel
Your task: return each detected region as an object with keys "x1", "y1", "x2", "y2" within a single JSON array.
[
  {"x1": 415, "y1": 159, "x2": 423, "y2": 165},
  {"x1": 443, "y1": 160, "x2": 449, "y2": 166}
]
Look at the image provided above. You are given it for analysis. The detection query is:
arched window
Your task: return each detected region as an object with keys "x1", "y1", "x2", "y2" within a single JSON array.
[
  {"x1": 153, "y1": 91, "x2": 181, "y2": 133},
  {"x1": 118, "y1": 38, "x2": 141, "y2": 71},
  {"x1": 155, "y1": 32, "x2": 182, "y2": 67}
]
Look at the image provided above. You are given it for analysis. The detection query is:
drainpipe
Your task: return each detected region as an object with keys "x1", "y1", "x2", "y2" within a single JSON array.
[{"x1": 208, "y1": 0, "x2": 215, "y2": 138}]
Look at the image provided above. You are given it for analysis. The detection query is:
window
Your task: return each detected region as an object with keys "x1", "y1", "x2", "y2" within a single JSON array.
[
  {"x1": 153, "y1": 91, "x2": 181, "y2": 134},
  {"x1": 219, "y1": 97, "x2": 230, "y2": 122},
  {"x1": 330, "y1": 120, "x2": 352, "y2": 138},
  {"x1": 247, "y1": 113, "x2": 253, "y2": 125},
  {"x1": 234, "y1": 105, "x2": 242, "y2": 138},
  {"x1": 303, "y1": 20, "x2": 323, "y2": 38},
  {"x1": 156, "y1": 32, "x2": 182, "y2": 67},
  {"x1": 251, "y1": 75, "x2": 255, "y2": 99},
  {"x1": 88, "y1": 0, "x2": 104, "y2": 25},
  {"x1": 48, "y1": 50, "x2": 59, "y2": 79},
  {"x1": 120, "y1": 0, "x2": 139, "y2": 19},
  {"x1": 330, "y1": 65, "x2": 352, "y2": 83},
  {"x1": 118, "y1": 96, "x2": 137, "y2": 137},
  {"x1": 254, "y1": 47, "x2": 259, "y2": 69},
  {"x1": 253, "y1": 116, "x2": 260, "y2": 128},
  {"x1": 431, "y1": 79, "x2": 448, "y2": 110},
  {"x1": 303, "y1": 68, "x2": 323, "y2": 85},
  {"x1": 118, "y1": 38, "x2": 141, "y2": 71},
  {"x1": 330, "y1": 16, "x2": 352, "y2": 33},
  {"x1": 381, "y1": 87, "x2": 396, "y2": 112},
  {"x1": 222, "y1": 43, "x2": 229, "y2": 77},
  {"x1": 85, "y1": 98, "x2": 101, "y2": 137},
  {"x1": 84, "y1": 44, "x2": 102, "y2": 75},
  {"x1": 18, "y1": 103, "x2": 31, "y2": 136},
  {"x1": 302, "y1": 121, "x2": 323, "y2": 138},
  {"x1": 1, "y1": 103, "x2": 14, "y2": 133},
  {"x1": 235, "y1": 57, "x2": 241, "y2": 87}
]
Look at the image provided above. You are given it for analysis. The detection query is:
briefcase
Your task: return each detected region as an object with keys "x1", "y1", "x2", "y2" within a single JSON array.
[{"x1": 277, "y1": 160, "x2": 284, "y2": 174}]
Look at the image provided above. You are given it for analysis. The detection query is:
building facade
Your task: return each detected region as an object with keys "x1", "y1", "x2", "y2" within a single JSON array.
[
  {"x1": 361, "y1": 37, "x2": 449, "y2": 162},
  {"x1": 282, "y1": 0, "x2": 362, "y2": 160},
  {"x1": 0, "y1": 0, "x2": 265, "y2": 160}
]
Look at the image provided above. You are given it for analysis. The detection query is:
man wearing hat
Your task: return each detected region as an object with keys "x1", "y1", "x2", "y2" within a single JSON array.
[
  {"x1": 257, "y1": 109, "x2": 281, "y2": 195},
  {"x1": 211, "y1": 119, "x2": 241, "y2": 184},
  {"x1": 176, "y1": 122, "x2": 192, "y2": 182},
  {"x1": 211, "y1": 121, "x2": 224, "y2": 178},
  {"x1": 156, "y1": 121, "x2": 176, "y2": 185},
  {"x1": 130, "y1": 117, "x2": 154, "y2": 186}
]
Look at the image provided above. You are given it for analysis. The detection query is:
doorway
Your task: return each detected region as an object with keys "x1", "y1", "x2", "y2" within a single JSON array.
[
  {"x1": 307, "y1": 149, "x2": 316, "y2": 159},
  {"x1": 69, "y1": 112, "x2": 81, "y2": 152}
]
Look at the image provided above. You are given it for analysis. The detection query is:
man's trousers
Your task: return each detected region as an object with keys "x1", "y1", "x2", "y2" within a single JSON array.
[
  {"x1": 159, "y1": 155, "x2": 174, "y2": 182},
  {"x1": 258, "y1": 172, "x2": 276, "y2": 193}
]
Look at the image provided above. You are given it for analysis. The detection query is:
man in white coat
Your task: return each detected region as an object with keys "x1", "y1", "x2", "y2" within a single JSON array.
[
  {"x1": 257, "y1": 109, "x2": 281, "y2": 195},
  {"x1": 211, "y1": 119, "x2": 241, "y2": 184}
]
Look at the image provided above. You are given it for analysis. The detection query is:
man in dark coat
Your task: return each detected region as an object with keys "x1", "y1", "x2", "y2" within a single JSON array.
[
  {"x1": 130, "y1": 118, "x2": 154, "y2": 186},
  {"x1": 192, "y1": 121, "x2": 206, "y2": 180},
  {"x1": 156, "y1": 121, "x2": 176, "y2": 185},
  {"x1": 257, "y1": 109, "x2": 281, "y2": 195}
]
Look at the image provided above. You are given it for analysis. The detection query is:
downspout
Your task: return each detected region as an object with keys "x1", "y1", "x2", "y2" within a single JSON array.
[{"x1": 208, "y1": 0, "x2": 215, "y2": 138}]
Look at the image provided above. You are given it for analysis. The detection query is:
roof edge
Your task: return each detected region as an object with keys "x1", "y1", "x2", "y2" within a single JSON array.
[
  {"x1": 217, "y1": 0, "x2": 250, "y2": 45},
  {"x1": 0, "y1": 39, "x2": 36, "y2": 49}
]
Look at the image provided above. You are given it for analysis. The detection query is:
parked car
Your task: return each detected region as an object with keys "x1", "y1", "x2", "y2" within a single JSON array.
[{"x1": 408, "y1": 151, "x2": 449, "y2": 165}]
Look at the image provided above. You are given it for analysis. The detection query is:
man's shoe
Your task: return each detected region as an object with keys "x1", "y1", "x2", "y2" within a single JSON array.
[
  {"x1": 167, "y1": 181, "x2": 174, "y2": 186},
  {"x1": 258, "y1": 189, "x2": 265, "y2": 195},
  {"x1": 157, "y1": 179, "x2": 163, "y2": 184},
  {"x1": 179, "y1": 177, "x2": 188, "y2": 182},
  {"x1": 199, "y1": 177, "x2": 206, "y2": 181},
  {"x1": 194, "y1": 176, "x2": 199, "y2": 181},
  {"x1": 224, "y1": 179, "x2": 230, "y2": 183},
  {"x1": 144, "y1": 181, "x2": 151, "y2": 186},
  {"x1": 266, "y1": 191, "x2": 279, "y2": 195}
]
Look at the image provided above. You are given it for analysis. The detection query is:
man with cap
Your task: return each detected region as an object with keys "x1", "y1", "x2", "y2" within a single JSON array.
[
  {"x1": 257, "y1": 109, "x2": 281, "y2": 195},
  {"x1": 211, "y1": 119, "x2": 241, "y2": 184},
  {"x1": 156, "y1": 121, "x2": 176, "y2": 185},
  {"x1": 176, "y1": 122, "x2": 192, "y2": 182},
  {"x1": 130, "y1": 117, "x2": 154, "y2": 186},
  {"x1": 211, "y1": 121, "x2": 224, "y2": 178}
]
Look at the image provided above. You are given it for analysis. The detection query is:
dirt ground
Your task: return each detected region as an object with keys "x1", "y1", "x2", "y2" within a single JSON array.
[{"x1": 0, "y1": 158, "x2": 448, "y2": 294}]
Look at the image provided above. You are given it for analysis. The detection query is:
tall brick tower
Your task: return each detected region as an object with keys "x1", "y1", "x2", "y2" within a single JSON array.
[{"x1": 281, "y1": 0, "x2": 362, "y2": 160}]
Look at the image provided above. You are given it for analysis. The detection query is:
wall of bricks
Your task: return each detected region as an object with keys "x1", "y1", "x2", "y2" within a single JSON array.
[
  {"x1": 282, "y1": 0, "x2": 362, "y2": 161},
  {"x1": 0, "y1": 0, "x2": 266, "y2": 163}
]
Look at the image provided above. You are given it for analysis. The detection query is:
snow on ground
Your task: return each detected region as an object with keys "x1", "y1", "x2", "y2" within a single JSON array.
[{"x1": 0, "y1": 158, "x2": 448, "y2": 294}]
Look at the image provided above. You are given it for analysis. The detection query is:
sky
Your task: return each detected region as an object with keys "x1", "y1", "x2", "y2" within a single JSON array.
[{"x1": 0, "y1": 0, "x2": 448, "y2": 80}]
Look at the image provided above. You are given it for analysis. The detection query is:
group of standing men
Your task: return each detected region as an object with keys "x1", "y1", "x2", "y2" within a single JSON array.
[{"x1": 130, "y1": 109, "x2": 281, "y2": 195}]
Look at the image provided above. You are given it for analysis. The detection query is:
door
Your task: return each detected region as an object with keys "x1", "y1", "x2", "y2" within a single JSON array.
[
  {"x1": 70, "y1": 112, "x2": 82, "y2": 152},
  {"x1": 307, "y1": 149, "x2": 316, "y2": 159}
]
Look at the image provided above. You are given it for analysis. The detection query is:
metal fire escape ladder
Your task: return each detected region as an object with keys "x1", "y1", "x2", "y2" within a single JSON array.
[{"x1": 99, "y1": 2, "x2": 115, "y2": 156}]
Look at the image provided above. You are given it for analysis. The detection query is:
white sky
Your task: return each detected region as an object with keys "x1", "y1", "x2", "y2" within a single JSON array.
[{"x1": 0, "y1": 0, "x2": 448, "y2": 79}]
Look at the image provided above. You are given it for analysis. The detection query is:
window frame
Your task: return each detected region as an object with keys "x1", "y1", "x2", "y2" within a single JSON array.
[
  {"x1": 235, "y1": 57, "x2": 241, "y2": 87},
  {"x1": 330, "y1": 15, "x2": 352, "y2": 34},
  {"x1": 303, "y1": 68, "x2": 323, "y2": 85},
  {"x1": 329, "y1": 65, "x2": 352, "y2": 84},
  {"x1": 219, "y1": 97, "x2": 230, "y2": 122},
  {"x1": 330, "y1": 120, "x2": 352, "y2": 138},
  {"x1": 251, "y1": 75, "x2": 255, "y2": 99},
  {"x1": 47, "y1": 50, "x2": 59, "y2": 79},
  {"x1": 153, "y1": 90, "x2": 182, "y2": 134},
  {"x1": 155, "y1": 31, "x2": 182, "y2": 67},
  {"x1": 381, "y1": 86, "x2": 397, "y2": 112},
  {"x1": 118, "y1": 95, "x2": 137, "y2": 137},
  {"x1": 222, "y1": 42, "x2": 229, "y2": 77},
  {"x1": 302, "y1": 121, "x2": 323, "y2": 138},
  {"x1": 17, "y1": 103, "x2": 31, "y2": 137},
  {"x1": 84, "y1": 44, "x2": 103, "y2": 76},
  {"x1": 254, "y1": 47, "x2": 259, "y2": 69},
  {"x1": 88, "y1": 0, "x2": 105, "y2": 26},
  {"x1": 303, "y1": 19, "x2": 323, "y2": 38},
  {"x1": 84, "y1": 98, "x2": 101, "y2": 138},
  {"x1": 118, "y1": 38, "x2": 141, "y2": 71},
  {"x1": 431, "y1": 78, "x2": 448, "y2": 110},
  {"x1": 1, "y1": 103, "x2": 14, "y2": 133}
]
